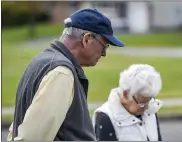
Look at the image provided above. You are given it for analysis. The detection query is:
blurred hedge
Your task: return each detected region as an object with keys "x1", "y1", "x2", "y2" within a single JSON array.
[{"x1": 2, "y1": 1, "x2": 49, "y2": 28}]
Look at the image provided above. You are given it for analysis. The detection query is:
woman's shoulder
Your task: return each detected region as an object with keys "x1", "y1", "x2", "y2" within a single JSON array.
[
  {"x1": 95, "y1": 112, "x2": 118, "y2": 141},
  {"x1": 96, "y1": 112, "x2": 111, "y2": 122}
]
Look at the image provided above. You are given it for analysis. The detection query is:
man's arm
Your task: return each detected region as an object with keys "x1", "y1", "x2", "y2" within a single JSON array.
[{"x1": 13, "y1": 66, "x2": 74, "y2": 141}]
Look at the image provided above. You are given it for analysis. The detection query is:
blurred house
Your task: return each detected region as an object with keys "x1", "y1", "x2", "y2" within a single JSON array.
[
  {"x1": 43, "y1": 1, "x2": 81, "y2": 23},
  {"x1": 79, "y1": 1, "x2": 182, "y2": 33},
  {"x1": 46, "y1": 1, "x2": 182, "y2": 33}
]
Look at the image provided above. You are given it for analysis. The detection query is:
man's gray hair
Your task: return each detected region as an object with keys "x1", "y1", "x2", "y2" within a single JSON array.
[{"x1": 60, "y1": 27, "x2": 99, "y2": 42}]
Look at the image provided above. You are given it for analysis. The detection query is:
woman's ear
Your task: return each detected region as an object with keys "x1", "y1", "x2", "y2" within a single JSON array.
[
  {"x1": 120, "y1": 90, "x2": 129, "y2": 105},
  {"x1": 123, "y1": 90, "x2": 128, "y2": 99}
]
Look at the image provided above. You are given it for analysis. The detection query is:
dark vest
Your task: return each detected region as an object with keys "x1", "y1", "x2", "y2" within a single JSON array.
[{"x1": 12, "y1": 40, "x2": 96, "y2": 141}]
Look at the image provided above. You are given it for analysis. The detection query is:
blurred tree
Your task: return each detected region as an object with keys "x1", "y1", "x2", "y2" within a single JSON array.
[
  {"x1": 28, "y1": 1, "x2": 36, "y2": 38},
  {"x1": 2, "y1": 1, "x2": 49, "y2": 29},
  {"x1": 2, "y1": 1, "x2": 51, "y2": 38}
]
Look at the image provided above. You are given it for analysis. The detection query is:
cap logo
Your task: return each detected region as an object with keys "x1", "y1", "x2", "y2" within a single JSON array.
[{"x1": 64, "y1": 17, "x2": 72, "y2": 24}]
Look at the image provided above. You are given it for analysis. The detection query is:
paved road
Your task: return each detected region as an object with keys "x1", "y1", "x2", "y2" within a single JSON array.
[
  {"x1": 22, "y1": 37, "x2": 182, "y2": 57},
  {"x1": 108, "y1": 47, "x2": 182, "y2": 57},
  {"x1": 2, "y1": 120, "x2": 182, "y2": 141},
  {"x1": 160, "y1": 120, "x2": 182, "y2": 141}
]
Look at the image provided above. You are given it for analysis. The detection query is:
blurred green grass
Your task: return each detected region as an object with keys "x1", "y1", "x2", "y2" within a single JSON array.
[
  {"x1": 118, "y1": 32, "x2": 182, "y2": 47},
  {"x1": 2, "y1": 23, "x2": 182, "y2": 106},
  {"x1": 2, "y1": 22, "x2": 64, "y2": 44},
  {"x1": 85, "y1": 54, "x2": 182, "y2": 102},
  {"x1": 2, "y1": 47, "x2": 44, "y2": 106},
  {"x1": 2, "y1": 22, "x2": 182, "y2": 47},
  {"x1": 158, "y1": 106, "x2": 182, "y2": 115},
  {"x1": 2, "y1": 45, "x2": 182, "y2": 106}
]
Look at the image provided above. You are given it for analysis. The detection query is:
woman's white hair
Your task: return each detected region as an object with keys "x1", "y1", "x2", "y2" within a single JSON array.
[{"x1": 119, "y1": 64, "x2": 162, "y2": 99}]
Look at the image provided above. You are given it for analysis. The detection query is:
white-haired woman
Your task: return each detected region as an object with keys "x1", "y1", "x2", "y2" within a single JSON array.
[{"x1": 93, "y1": 64, "x2": 163, "y2": 141}]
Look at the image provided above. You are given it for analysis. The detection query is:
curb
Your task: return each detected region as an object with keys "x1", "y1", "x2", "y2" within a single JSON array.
[
  {"x1": 2, "y1": 114, "x2": 182, "y2": 129},
  {"x1": 158, "y1": 114, "x2": 182, "y2": 121},
  {"x1": 3, "y1": 99, "x2": 182, "y2": 115},
  {"x1": 1, "y1": 123, "x2": 11, "y2": 129}
]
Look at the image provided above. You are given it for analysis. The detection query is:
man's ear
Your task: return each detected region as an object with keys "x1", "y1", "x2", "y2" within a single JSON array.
[{"x1": 82, "y1": 33, "x2": 92, "y2": 47}]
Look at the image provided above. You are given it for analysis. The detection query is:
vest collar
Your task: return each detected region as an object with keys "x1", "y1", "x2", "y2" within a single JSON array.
[{"x1": 50, "y1": 39, "x2": 87, "y2": 80}]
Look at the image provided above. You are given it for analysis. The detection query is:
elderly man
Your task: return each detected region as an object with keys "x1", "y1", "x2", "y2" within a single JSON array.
[
  {"x1": 7, "y1": 8, "x2": 125, "y2": 141},
  {"x1": 93, "y1": 64, "x2": 163, "y2": 141}
]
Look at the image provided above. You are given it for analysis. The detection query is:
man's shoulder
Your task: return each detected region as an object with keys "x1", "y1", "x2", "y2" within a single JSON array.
[
  {"x1": 42, "y1": 47, "x2": 72, "y2": 63},
  {"x1": 54, "y1": 66, "x2": 73, "y2": 76},
  {"x1": 49, "y1": 66, "x2": 74, "y2": 80}
]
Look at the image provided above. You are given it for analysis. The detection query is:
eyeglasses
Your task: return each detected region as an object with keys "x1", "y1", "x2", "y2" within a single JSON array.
[
  {"x1": 133, "y1": 96, "x2": 149, "y2": 108},
  {"x1": 81, "y1": 33, "x2": 109, "y2": 55},
  {"x1": 91, "y1": 34, "x2": 109, "y2": 53},
  {"x1": 93, "y1": 35, "x2": 109, "y2": 47},
  {"x1": 95, "y1": 37, "x2": 109, "y2": 49}
]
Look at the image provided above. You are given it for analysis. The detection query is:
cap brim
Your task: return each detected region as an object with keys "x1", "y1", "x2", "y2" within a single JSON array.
[{"x1": 103, "y1": 34, "x2": 125, "y2": 47}]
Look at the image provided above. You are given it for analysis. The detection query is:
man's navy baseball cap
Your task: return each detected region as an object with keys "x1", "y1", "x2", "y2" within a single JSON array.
[{"x1": 64, "y1": 8, "x2": 125, "y2": 47}]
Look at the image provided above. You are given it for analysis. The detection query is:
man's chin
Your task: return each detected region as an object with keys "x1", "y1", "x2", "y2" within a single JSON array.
[
  {"x1": 82, "y1": 62, "x2": 97, "y2": 67},
  {"x1": 90, "y1": 61, "x2": 98, "y2": 66}
]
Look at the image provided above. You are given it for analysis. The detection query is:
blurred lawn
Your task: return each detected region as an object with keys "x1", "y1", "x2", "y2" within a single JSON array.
[
  {"x1": 86, "y1": 54, "x2": 182, "y2": 102},
  {"x1": 2, "y1": 22, "x2": 64, "y2": 44},
  {"x1": 2, "y1": 22, "x2": 182, "y2": 47},
  {"x1": 2, "y1": 46, "x2": 44, "y2": 106},
  {"x1": 2, "y1": 44, "x2": 182, "y2": 106},
  {"x1": 118, "y1": 32, "x2": 182, "y2": 47},
  {"x1": 158, "y1": 106, "x2": 182, "y2": 115},
  {"x1": 2, "y1": 23, "x2": 182, "y2": 106}
]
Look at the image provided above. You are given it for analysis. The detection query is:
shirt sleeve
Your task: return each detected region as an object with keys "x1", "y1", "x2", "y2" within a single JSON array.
[
  {"x1": 95, "y1": 112, "x2": 118, "y2": 141},
  {"x1": 13, "y1": 66, "x2": 74, "y2": 141}
]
